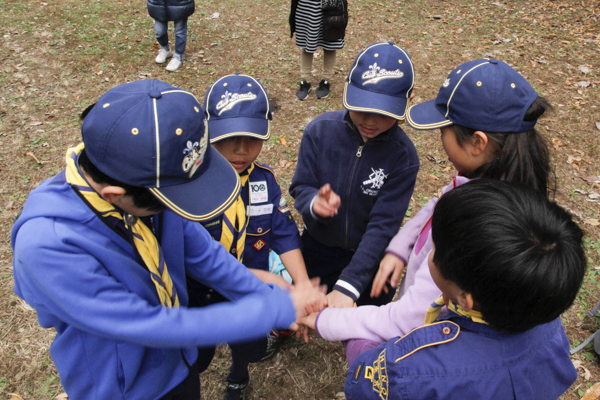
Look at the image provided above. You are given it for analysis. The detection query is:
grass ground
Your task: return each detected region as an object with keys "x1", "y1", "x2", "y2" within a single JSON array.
[{"x1": 1, "y1": 0, "x2": 599, "y2": 398}]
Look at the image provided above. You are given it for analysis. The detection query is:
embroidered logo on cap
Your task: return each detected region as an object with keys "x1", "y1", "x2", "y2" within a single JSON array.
[
  {"x1": 362, "y1": 63, "x2": 404, "y2": 85},
  {"x1": 443, "y1": 78, "x2": 451, "y2": 88},
  {"x1": 216, "y1": 90, "x2": 258, "y2": 115},
  {"x1": 182, "y1": 130, "x2": 208, "y2": 178},
  {"x1": 253, "y1": 238, "x2": 266, "y2": 251}
]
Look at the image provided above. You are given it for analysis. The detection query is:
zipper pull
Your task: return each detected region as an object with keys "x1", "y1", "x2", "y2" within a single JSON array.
[{"x1": 356, "y1": 145, "x2": 363, "y2": 157}]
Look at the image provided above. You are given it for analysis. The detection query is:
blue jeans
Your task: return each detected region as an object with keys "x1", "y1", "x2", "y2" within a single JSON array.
[{"x1": 154, "y1": 18, "x2": 188, "y2": 60}]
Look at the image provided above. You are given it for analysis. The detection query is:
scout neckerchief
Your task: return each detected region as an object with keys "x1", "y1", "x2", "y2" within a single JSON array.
[
  {"x1": 424, "y1": 294, "x2": 486, "y2": 325},
  {"x1": 219, "y1": 163, "x2": 254, "y2": 262},
  {"x1": 65, "y1": 144, "x2": 179, "y2": 307}
]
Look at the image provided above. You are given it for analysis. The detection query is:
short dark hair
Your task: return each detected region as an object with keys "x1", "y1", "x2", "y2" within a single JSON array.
[
  {"x1": 431, "y1": 179, "x2": 585, "y2": 334},
  {"x1": 79, "y1": 105, "x2": 165, "y2": 213},
  {"x1": 452, "y1": 97, "x2": 555, "y2": 198}
]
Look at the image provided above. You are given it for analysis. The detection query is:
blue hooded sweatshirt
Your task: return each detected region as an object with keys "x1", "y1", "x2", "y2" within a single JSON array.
[{"x1": 11, "y1": 171, "x2": 295, "y2": 400}]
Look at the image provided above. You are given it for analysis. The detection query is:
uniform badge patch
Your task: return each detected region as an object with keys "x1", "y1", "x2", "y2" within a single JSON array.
[
  {"x1": 253, "y1": 238, "x2": 267, "y2": 251},
  {"x1": 365, "y1": 348, "x2": 388, "y2": 400},
  {"x1": 278, "y1": 196, "x2": 291, "y2": 213},
  {"x1": 250, "y1": 181, "x2": 268, "y2": 203}
]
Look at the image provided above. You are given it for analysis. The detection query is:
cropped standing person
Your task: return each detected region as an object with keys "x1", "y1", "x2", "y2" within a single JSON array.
[
  {"x1": 290, "y1": 0, "x2": 348, "y2": 100},
  {"x1": 147, "y1": 0, "x2": 194, "y2": 71}
]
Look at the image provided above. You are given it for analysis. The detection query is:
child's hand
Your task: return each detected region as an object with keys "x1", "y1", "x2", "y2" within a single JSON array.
[
  {"x1": 313, "y1": 184, "x2": 341, "y2": 218},
  {"x1": 297, "y1": 312, "x2": 319, "y2": 343},
  {"x1": 295, "y1": 278, "x2": 328, "y2": 314},
  {"x1": 327, "y1": 290, "x2": 355, "y2": 308},
  {"x1": 371, "y1": 253, "x2": 406, "y2": 298},
  {"x1": 250, "y1": 268, "x2": 293, "y2": 290}
]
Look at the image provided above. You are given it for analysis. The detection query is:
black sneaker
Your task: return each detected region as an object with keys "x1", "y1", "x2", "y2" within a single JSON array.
[
  {"x1": 316, "y1": 79, "x2": 331, "y2": 99},
  {"x1": 296, "y1": 80, "x2": 311, "y2": 100},
  {"x1": 260, "y1": 330, "x2": 289, "y2": 361},
  {"x1": 224, "y1": 378, "x2": 249, "y2": 400}
]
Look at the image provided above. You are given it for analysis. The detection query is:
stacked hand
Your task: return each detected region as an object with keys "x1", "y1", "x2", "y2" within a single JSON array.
[
  {"x1": 370, "y1": 253, "x2": 405, "y2": 298},
  {"x1": 288, "y1": 278, "x2": 327, "y2": 331}
]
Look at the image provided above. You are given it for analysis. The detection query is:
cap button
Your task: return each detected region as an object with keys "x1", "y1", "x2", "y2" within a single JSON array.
[
  {"x1": 149, "y1": 90, "x2": 162, "y2": 99},
  {"x1": 489, "y1": 59, "x2": 498, "y2": 64},
  {"x1": 388, "y1": 41, "x2": 395, "y2": 45}
]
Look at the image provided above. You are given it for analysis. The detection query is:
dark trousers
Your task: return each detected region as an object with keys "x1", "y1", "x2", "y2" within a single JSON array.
[
  {"x1": 301, "y1": 230, "x2": 394, "y2": 306},
  {"x1": 187, "y1": 279, "x2": 268, "y2": 381},
  {"x1": 159, "y1": 360, "x2": 200, "y2": 400}
]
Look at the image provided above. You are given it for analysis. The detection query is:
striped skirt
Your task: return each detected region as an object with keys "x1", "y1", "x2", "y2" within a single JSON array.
[{"x1": 295, "y1": 0, "x2": 345, "y2": 53}]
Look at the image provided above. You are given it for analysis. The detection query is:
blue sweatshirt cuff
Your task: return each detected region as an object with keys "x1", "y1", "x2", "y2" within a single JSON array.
[{"x1": 334, "y1": 280, "x2": 360, "y2": 302}]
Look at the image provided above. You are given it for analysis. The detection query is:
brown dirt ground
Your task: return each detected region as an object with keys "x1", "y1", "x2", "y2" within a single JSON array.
[{"x1": 1, "y1": 0, "x2": 599, "y2": 398}]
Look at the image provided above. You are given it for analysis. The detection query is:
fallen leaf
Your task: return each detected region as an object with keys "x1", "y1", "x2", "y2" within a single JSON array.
[
  {"x1": 30, "y1": 121, "x2": 42, "y2": 126},
  {"x1": 279, "y1": 159, "x2": 287, "y2": 167},
  {"x1": 284, "y1": 161, "x2": 294, "y2": 169},
  {"x1": 575, "y1": 81, "x2": 590, "y2": 88},
  {"x1": 26, "y1": 152, "x2": 46, "y2": 165},
  {"x1": 6, "y1": 200, "x2": 14, "y2": 209},
  {"x1": 210, "y1": 12, "x2": 220, "y2": 18},
  {"x1": 279, "y1": 137, "x2": 288, "y2": 146},
  {"x1": 584, "y1": 218, "x2": 600, "y2": 226},
  {"x1": 582, "y1": 365, "x2": 592, "y2": 381},
  {"x1": 567, "y1": 155, "x2": 582, "y2": 164},
  {"x1": 578, "y1": 65, "x2": 590, "y2": 74},
  {"x1": 582, "y1": 382, "x2": 600, "y2": 400},
  {"x1": 595, "y1": 122, "x2": 600, "y2": 131},
  {"x1": 54, "y1": 393, "x2": 69, "y2": 400},
  {"x1": 573, "y1": 360, "x2": 582, "y2": 369},
  {"x1": 425, "y1": 63, "x2": 431, "y2": 69},
  {"x1": 7, "y1": 394, "x2": 23, "y2": 400},
  {"x1": 429, "y1": 174, "x2": 439, "y2": 180},
  {"x1": 551, "y1": 138, "x2": 565, "y2": 149}
]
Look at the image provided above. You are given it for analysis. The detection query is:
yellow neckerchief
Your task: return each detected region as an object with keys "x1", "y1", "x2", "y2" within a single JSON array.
[
  {"x1": 219, "y1": 163, "x2": 254, "y2": 262},
  {"x1": 65, "y1": 144, "x2": 179, "y2": 307},
  {"x1": 424, "y1": 294, "x2": 486, "y2": 325}
]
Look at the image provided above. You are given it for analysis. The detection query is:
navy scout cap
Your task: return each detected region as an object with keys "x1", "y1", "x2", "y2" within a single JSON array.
[
  {"x1": 203, "y1": 73, "x2": 272, "y2": 143},
  {"x1": 343, "y1": 41, "x2": 415, "y2": 120},
  {"x1": 81, "y1": 79, "x2": 240, "y2": 222},
  {"x1": 406, "y1": 59, "x2": 539, "y2": 132}
]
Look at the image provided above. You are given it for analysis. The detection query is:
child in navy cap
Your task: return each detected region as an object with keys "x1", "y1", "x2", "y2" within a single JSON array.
[
  {"x1": 290, "y1": 42, "x2": 420, "y2": 308},
  {"x1": 11, "y1": 80, "x2": 312, "y2": 400},
  {"x1": 186, "y1": 74, "x2": 326, "y2": 400},
  {"x1": 300, "y1": 59, "x2": 556, "y2": 366},
  {"x1": 302, "y1": 179, "x2": 585, "y2": 399}
]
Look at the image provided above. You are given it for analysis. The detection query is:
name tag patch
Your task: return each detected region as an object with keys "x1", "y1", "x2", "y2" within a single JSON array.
[
  {"x1": 247, "y1": 204, "x2": 274, "y2": 216},
  {"x1": 250, "y1": 181, "x2": 268, "y2": 203}
]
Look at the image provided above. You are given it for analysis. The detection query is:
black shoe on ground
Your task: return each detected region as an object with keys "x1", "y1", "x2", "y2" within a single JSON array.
[
  {"x1": 296, "y1": 80, "x2": 311, "y2": 100},
  {"x1": 260, "y1": 330, "x2": 289, "y2": 361},
  {"x1": 224, "y1": 378, "x2": 249, "y2": 400},
  {"x1": 316, "y1": 79, "x2": 330, "y2": 99}
]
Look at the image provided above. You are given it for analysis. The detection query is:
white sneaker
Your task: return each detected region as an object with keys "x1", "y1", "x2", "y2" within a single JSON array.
[
  {"x1": 155, "y1": 48, "x2": 173, "y2": 64},
  {"x1": 166, "y1": 57, "x2": 182, "y2": 71}
]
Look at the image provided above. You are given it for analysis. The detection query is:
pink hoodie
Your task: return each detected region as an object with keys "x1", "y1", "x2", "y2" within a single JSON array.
[{"x1": 315, "y1": 175, "x2": 471, "y2": 362}]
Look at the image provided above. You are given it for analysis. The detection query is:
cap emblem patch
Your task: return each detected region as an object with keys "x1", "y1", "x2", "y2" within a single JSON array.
[
  {"x1": 216, "y1": 90, "x2": 258, "y2": 115},
  {"x1": 181, "y1": 131, "x2": 208, "y2": 178},
  {"x1": 362, "y1": 63, "x2": 404, "y2": 85},
  {"x1": 443, "y1": 78, "x2": 451, "y2": 88}
]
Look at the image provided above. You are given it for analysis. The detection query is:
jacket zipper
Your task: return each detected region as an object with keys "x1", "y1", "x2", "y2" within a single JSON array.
[{"x1": 345, "y1": 143, "x2": 363, "y2": 248}]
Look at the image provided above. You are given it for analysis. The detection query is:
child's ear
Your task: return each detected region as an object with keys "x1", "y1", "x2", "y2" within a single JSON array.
[
  {"x1": 100, "y1": 186, "x2": 127, "y2": 204},
  {"x1": 470, "y1": 131, "x2": 489, "y2": 156},
  {"x1": 457, "y1": 292, "x2": 475, "y2": 312}
]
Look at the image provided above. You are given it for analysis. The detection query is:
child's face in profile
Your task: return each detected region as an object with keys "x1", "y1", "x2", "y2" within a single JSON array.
[
  {"x1": 428, "y1": 245, "x2": 463, "y2": 305},
  {"x1": 212, "y1": 136, "x2": 264, "y2": 174},
  {"x1": 349, "y1": 111, "x2": 397, "y2": 142},
  {"x1": 440, "y1": 126, "x2": 481, "y2": 175}
]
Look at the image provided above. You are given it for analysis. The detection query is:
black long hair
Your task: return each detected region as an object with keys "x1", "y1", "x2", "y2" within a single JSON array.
[{"x1": 453, "y1": 97, "x2": 555, "y2": 198}]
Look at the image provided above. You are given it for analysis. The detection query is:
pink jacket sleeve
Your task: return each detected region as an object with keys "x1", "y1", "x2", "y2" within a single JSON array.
[{"x1": 385, "y1": 200, "x2": 436, "y2": 264}]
